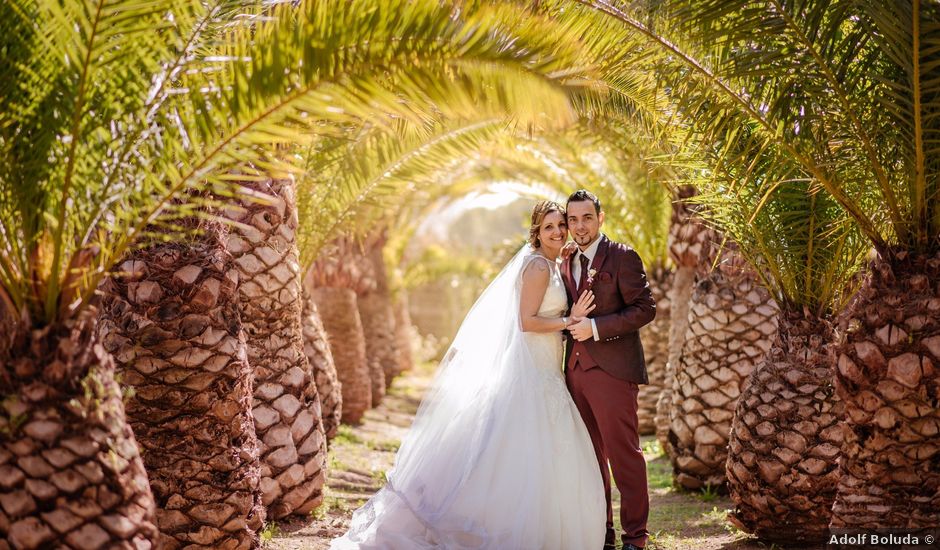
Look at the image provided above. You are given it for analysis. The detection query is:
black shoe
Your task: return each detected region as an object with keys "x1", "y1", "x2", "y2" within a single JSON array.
[
  {"x1": 602, "y1": 545, "x2": 616, "y2": 550},
  {"x1": 622, "y1": 544, "x2": 644, "y2": 550}
]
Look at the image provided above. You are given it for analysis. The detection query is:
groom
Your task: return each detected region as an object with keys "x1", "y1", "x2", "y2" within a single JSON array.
[{"x1": 562, "y1": 189, "x2": 656, "y2": 550}]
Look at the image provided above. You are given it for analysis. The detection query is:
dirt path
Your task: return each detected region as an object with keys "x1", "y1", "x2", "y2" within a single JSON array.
[{"x1": 264, "y1": 364, "x2": 816, "y2": 549}]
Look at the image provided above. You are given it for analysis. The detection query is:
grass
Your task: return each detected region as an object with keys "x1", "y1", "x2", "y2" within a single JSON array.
[
  {"x1": 646, "y1": 461, "x2": 674, "y2": 491},
  {"x1": 321, "y1": 487, "x2": 354, "y2": 515},
  {"x1": 698, "y1": 484, "x2": 721, "y2": 503},
  {"x1": 372, "y1": 469, "x2": 388, "y2": 484},
  {"x1": 328, "y1": 421, "x2": 400, "y2": 474},
  {"x1": 333, "y1": 425, "x2": 366, "y2": 446},
  {"x1": 636, "y1": 436, "x2": 763, "y2": 550},
  {"x1": 259, "y1": 522, "x2": 280, "y2": 542}
]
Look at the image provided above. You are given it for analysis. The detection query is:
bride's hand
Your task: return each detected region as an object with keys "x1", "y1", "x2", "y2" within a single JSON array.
[
  {"x1": 570, "y1": 290, "x2": 595, "y2": 319},
  {"x1": 560, "y1": 241, "x2": 578, "y2": 260}
]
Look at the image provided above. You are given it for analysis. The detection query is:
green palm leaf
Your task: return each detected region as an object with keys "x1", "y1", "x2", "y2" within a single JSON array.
[
  {"x1": 563, "y1": 0, "x2": 939, "y2": 311},
  {"x1": 0, "y1": 0, "x2": 592, "y2": 327},
  {"x1": 296, "y1": 117, "x2": 518, "y2": 267}
]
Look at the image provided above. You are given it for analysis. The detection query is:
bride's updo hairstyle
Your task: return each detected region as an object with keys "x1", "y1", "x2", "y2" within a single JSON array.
[{"x1": 528, "y1": 200, "x2": 566, "y2": 249}]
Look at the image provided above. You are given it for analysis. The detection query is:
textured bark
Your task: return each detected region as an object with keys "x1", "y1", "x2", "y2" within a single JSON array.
[
  {"x1": 830, "y1": 250, "x2": 940, "y2": 531},
  {"x1": 360, "y1": 243, "x2": 397, "y2": 393},
  {"x1": 357, "y1": 293, "x2": 389, "y2": 404},
  {"x1": 392, "y1": 292, "x2": 415, "y2": 376},
  {"x1": 99, "y1": 227, "x2": 264, "y2": 549},
  {"x1": 665, "y1": 186, "x2": 718, "y2": 273},
  {"x1": 726, "y1": 310, "x2": 842, "y2": 543},
  {"x1": 638, "y1": 264, "x2": 672, "y2": 436},
  {"x1": 309, "y1": 238, "x2": 378, "y2": 421},
  {"x1": 300, "y1": 285, "x2": 342, "y2": 442},
  {"x1": 666, "y1": 250, "x2": 778, "y2": 490},
  {"x1": 0, "y1": 315, "x2": 158, "y2": 549},
  {"x1": 225, "y1": 180, "x2": 327, "y2": 520},
  {"x1": 656, "y1": 186, "x2": 717, "y2": 454},
  {"x1": 656, "y1": 265, "x2": 695, "y2": 454},
  {"x1": 312, "y1": 288, "x2": 371, "y2": 425}
]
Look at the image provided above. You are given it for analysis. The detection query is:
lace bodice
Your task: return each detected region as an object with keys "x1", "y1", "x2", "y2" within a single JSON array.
[
  {"x1": 523, "y1": 254, "x2": 567, "y2": 318},
  {"x1": 520, "y1": 254, "x2": 569, "y2": 418}
]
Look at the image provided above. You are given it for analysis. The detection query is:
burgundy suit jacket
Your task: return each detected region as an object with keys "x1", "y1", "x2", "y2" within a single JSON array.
[{"x1": 562, "y1": 235, "x2": 656, "y2": 384}]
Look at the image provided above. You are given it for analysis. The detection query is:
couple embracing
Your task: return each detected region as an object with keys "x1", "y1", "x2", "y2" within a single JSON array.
[{"x1": 332, "y1": 190, "x2": 656, "y2": 550}]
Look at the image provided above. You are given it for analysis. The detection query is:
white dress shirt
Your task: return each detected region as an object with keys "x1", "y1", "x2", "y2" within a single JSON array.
[{"x1": 573, "y1": 235, "x2": 603, "y2": 341}]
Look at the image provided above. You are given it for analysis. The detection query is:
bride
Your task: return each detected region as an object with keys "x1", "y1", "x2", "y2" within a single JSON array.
[{"x1": 330, "y1": 201, "x2": 606, "y2": 549}]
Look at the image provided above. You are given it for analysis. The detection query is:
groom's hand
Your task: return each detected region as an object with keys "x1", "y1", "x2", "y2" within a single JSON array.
[{"x1": 569, "y1": 318, "x2": 594, "y2": 341}]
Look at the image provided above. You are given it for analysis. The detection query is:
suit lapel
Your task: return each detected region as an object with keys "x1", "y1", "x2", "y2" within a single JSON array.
[
  {"x1": 562, "y1": 251, "x2": 577, "y2": 300},
  {"x1": 591, "y1": 235, "x2": 610, "y2": 273}
]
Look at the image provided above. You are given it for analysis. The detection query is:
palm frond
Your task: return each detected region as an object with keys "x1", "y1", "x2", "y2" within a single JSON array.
[
  {"x1": 0, "y1": 0, "x2": 593, "y2": 326},
  {"x1": 377, "y1": 121, "x2": 673, "y2": 267},
  {"x1": 573, "y1": 0, "x2": 940, "y2": 255},
  {"x1": 296, "y1": 118, "x2": 517, "y2": 267},
  {"x1": 688, "y1": 146, "x2": 868, "y2": 314}
]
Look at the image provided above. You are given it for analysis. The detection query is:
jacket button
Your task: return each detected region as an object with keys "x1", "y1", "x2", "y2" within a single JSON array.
[{"x1": 576, "y1": 352, "x2": 580, "y2": 356}]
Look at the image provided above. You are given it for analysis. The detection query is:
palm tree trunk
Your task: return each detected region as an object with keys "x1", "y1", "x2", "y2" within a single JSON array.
[
  {"x1": 300, "y1": 283, "x2": 343, "y2": 442},
  {"x1": 392, "y1": 291, "x2": 415, "y2": 376},
  {"x1": 667, "y1": 250, "x2": 778, "y2": 490},
  {"x1": 361, "y1": 241, "x2": 399, "y2": 391},
  {"x1": 639, "y1": 264, "x2": 672, "y2": 436},
  {"x1": 0, "y1": 316, "x2": 158, "y2": 549},
  {"x1": 656, "y1": 186, "x2": 715, "y2": 453},
  {"x1": 357, "y1": 293, "x2": 390, "y2": 403},
  {"x1": 830, "y1": 250, "x2": 940, "y2": 531},
  {"x1": 99, "y1": 226, "x2": 264, "y2": 548},
  {"x1": 726, "y1": 309, "x2": 842, "y2": 543},
  {"x1": 656, "y1": 264, "x2": 695, "y2": 453},
  {"x1": 312, "y1": 287, "x2": 372, "y2": 425},
  {"x1": 225, "y1": 180, "x2": 327, "y2": 520}
]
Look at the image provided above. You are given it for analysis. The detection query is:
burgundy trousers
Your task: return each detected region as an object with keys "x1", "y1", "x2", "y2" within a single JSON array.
[{"x1": 566, "y1": 361, "x2": 649, "y2": 548}]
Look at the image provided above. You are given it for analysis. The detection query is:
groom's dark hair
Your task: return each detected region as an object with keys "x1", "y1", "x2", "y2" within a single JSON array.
[{"x1": 566, "y1": 189, "x2": 601, "y2": 215}]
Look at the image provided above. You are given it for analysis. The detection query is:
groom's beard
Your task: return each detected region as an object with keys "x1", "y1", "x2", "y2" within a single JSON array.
[{"x1": 574, "y1": 233, "x2": 595, "y2": 246}]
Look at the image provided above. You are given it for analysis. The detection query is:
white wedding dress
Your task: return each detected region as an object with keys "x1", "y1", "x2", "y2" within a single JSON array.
[{"x1": 331, "y1": 246, "x2": 605, "y2": 550}]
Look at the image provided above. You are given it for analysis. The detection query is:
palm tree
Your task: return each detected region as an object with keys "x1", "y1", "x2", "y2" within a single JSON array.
[
  {"x1": 294, "y1": 120, "x2": 536, "y2": 420},
  {"x1": 351, "y1": 241, "x2": 388, "y2": 407},
  {"x1": 655, "y1": 185, "x2": 716, "y2": 453},
  {"x1": 666, "y1": 243, "x2": 780, "y2": 490},
  {"x1": 596, "y1": 139, "x2": 673, "y2": 436},
  {"x1": 1, "y1": 0, "x2": 599, "y2": 541},
  {"x1": 391, "y1": 291, "x2": 417, "y2": 376},
  {"x1": 570, "y1": 0, "x2": 940, "y2": 528},
  {"x1": 222, "y1": 177, "x2": 329, "y2": 520},
  {"x1": 301, "y1": 268, "x2": 343, "y2": 441},
  {"x1": 98, "y1": 223, "x2": 264, "y2": 548},
  {"x1": 690, "y1": 148, "x2": 866, "y2": 541},
  {"x1": 358, "y1": 230, "x2": 400, "y2": 392},
  {"x1": 309, "y1": 244, "x2": 374, "y2": 425},
  {"x1": 0, "y1": 0, "x2": 297, "y2": 543}
]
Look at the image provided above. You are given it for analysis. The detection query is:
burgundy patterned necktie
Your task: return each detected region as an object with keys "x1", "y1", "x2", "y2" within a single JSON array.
[{"x1": 578, "y1": 253, "x2": 589, "y2": 293}]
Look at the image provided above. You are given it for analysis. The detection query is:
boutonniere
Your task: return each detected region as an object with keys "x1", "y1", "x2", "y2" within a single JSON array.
[{"x1": 586, "y1": 268, "x2": 596, "y2": 289}]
